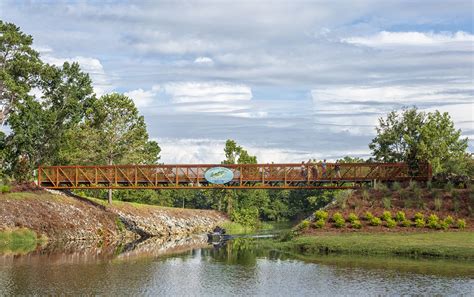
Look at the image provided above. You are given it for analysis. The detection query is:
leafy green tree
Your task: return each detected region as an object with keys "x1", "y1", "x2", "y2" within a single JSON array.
[
  {"x1": 369, "y1": 107, "x2": 468, "y2": 175},
  {"x1": 222, "y1": 139, "x2": 257, "y2": 164},
  {"x1": 65, "y1": 93, "x2": 160, "y2": 203},
  {"x1": 337, "y1": 156, "x2": 365, "y2": 163},
  {"x1": 0, "y1": 21, "x2": 42, "y2": 126},
  {"x1": 0, "y1": 131, "x2": 5, "y2": 177}
]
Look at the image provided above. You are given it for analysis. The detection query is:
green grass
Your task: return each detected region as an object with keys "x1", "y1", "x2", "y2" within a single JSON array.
[
  {"x1": 0, "y1": 228, "x2": 45, "y2": 254},
  {"x1": 274, "y1": 232, "x2": 474, "y2": 260},
  {"x1": 221, "y1": 221, "x2": 256, "y2": 234}
]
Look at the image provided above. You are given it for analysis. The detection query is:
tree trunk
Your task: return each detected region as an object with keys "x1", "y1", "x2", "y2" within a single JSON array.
[{"x1": 108, "y1": 158, "x2": 113, "y2": 204}]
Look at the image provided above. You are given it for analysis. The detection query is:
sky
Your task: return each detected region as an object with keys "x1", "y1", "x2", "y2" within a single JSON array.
[{"x1": 1, "y1": 0, "x2": 473, "y2": 163}]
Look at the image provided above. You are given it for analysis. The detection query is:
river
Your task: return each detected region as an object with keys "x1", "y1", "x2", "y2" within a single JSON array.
[{"x1": 0, "y1": 233, "x2": 473, "y2": 296}]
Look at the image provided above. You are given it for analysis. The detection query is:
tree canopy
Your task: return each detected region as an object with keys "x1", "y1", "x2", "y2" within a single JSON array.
[{"x1": 369, "y1": 107, "x2": 469, "y2": 175}]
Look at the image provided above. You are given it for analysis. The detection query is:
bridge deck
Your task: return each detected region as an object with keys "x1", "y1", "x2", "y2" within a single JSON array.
[{"x1": 38, "y1": 163, "x2": 431, "y2": 190}]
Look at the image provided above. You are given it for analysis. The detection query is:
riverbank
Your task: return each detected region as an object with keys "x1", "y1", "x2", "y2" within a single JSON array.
[
  {"x1": 0, "y1": 191, "x2": 227, "y2": 244},
  {"x1": 273, "y1": 232, "x2": 474, "y2": 260}
]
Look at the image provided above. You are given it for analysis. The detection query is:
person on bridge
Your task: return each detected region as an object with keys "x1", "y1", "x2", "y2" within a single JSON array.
[
  {"x1": 300, "y1": 161, "x2": 306, "y2": 179},
  {"x1": 322, "y1": 159, "x2": 327, "y2": 178},
  {"x1": 335, "y1": 161, "x2": 341, "y2": 179},
  {"x1": 311, "y1": 159, "x2": 319, "y2": 180}
]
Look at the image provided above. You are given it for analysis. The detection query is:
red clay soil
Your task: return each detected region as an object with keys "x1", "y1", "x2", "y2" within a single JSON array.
[{"x1": 302, "y1": 187, "x2": 474, "y2": 234}]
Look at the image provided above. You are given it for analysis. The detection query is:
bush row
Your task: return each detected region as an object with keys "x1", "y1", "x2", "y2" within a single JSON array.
[{"x1": 303, "y1": 210, "x2": 467, "y2": 230}]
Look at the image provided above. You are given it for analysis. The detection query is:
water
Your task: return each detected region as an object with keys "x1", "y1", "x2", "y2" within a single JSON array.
[{"x1": 0, "y1": 235, "x2": 473, "y2": 296}]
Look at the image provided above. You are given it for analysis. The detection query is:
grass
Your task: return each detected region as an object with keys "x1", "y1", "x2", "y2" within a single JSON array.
[
  {"x1": 221, "y1": 221, "x2": 275, "y2": 235},
  {"x1": 0, "y1": 228, "x2": 46, "y2": 254},
  {"x1": 275, "y1": 232, "x2": 474, "y2": 260}
]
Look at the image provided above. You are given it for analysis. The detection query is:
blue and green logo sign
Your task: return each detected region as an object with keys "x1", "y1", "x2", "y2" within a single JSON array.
[{"x1": 205, "y1": 167, "x2": 234, "y2": 184}]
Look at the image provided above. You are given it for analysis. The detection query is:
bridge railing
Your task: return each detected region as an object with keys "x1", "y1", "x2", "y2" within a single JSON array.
[{"x1": 38, "y1": 162, "x2": 431, "y2": 189}]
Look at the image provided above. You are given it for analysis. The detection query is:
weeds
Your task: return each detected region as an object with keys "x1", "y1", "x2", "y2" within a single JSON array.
[
  {"x1": 361, "y1": 190, "x2": 370, "y2": 201},
  {"x1": 391, "y1": 182, "x2": 402, "y2": 191},
  {"x1": 434, "y1": 197, "x2": 443, "y2": 211},
  {"x1": 382, "y1": 197, "x2": 392, "y2": 209}
]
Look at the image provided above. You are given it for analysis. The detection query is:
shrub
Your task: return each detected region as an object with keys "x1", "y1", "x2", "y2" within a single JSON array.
[
  {"x1": 382, "y1": 197, "x2": 392, "y2": 209},
  {"x1": 409, "y1": 180, "x2": 419, "y2": 191},
  {"x1": 369, "y1": 217, "x2": 382, "y2": 226},
  {"x1": 333, "y1": 218, "x2": 345, "y2": 228},
  {"x1": 335, "y1": 190, "x2": 353, "y2": 209},
  {"x1": 438, "y1": 220, "x2": 449, "y2": 230},
  {"x1": 314, "y1": 210, "x2": 328, "y2": 221},
  {"x1": 391, "y1": 182, "x2": 402, "y2": 191},
  {"x1": 456, "y1": 219, "x2": 466, "y2": 229},
  {"x1": 453, "y1": 199, "x2": 460, "y2": 213},
  {"x1": 364, "y1": 211, "x2": 374, "y2": 221},
  {"x1": 399, "y1": 188, "x2": 409, "y2": 200},
  {"x1": 413, "y1": 187, "x2": 422, "y2": 201},
  {"x1": 395, "y1": 211, "x2": 406, "y2": 222},
  {"x1": 401, "y1": 220, "x2": 412, "y2": 227},
  {"x1": 415, "y1": 218, "x2": 425, "y2": 228},
  {"x1": 428, "y1": 220, "x2": 439, "y2": 229},
  {"x1": 434, "y1": 197, "x2": 442, "y2": 211},
  {"x1": 332, "y1": 212, "x2": 344, "y2": 222},
  {"x1": 426, "y1": 180, "x2": 433, "y2": 190},
  {"x1": 351, "y1": 220, "x2": 362, "y2": 229},
  {"x1": 375, "y1": 183, "x2": 389, "y2": 193},
  {"x1": 314, "y1": 219, "x2": 325, "y2": 229},
  {"x1": 413, "y1": 212, "x2": 424, "y2": 221},
  {"x1": 348, "y1": 213, "x2": 358, "y2": 223},
  {"x1": 444, "y1": 181, "x2": 454, "y2": 193},
  {"x1": 444, "y1": 215, "x2": 454, "y2": 225},
  {"x1": 361, "y1": 190, "x2": 370, "y2": 201},
  {"x1": 381, "y1": 211, "x2": 392, "y2": 221},
  {"x1": 427, "y1": 214, "x2": 439, "y2": 223},
  {"x1": 0, "y1": 185, "x2": 10, "y2": 193},
  {"x1": 298, "y1": 220, "x2": 310, "y2": 230},
  {"x1": 386, "y1": 218, "x2": 397, "y2": 228}
]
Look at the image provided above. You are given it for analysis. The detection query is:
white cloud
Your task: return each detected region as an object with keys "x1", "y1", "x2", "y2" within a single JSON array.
[
  {"x1": 311, "y1": 84, "x2": 473, "y2": 105},
  {"x1": 124, "y1": 86, "x2": 161, "y2": 108},
  {"x1": 42, "y1": 55, "x2": 113, "y2": 96},
  {"x1": 194, "y1": 56, "x2": 214, "y2": 65},
  {"x1": 157, "y1": 138, "x2": 370, "y2": 164},
  {"x1": 343, "y1": 31, "x2": 474, "y2": 47},
  {"x1": 164, "y1": 82, "x2": 252, "y2": 103}
]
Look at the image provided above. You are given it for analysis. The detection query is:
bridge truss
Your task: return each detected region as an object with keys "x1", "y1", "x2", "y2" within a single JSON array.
[{"x1": 38, "y1": 162, "x2": 431, "y2": 190}]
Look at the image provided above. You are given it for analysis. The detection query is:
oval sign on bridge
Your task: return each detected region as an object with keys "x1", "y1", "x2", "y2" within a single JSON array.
[{"x1": 205, "y1": 167, "x2": 234, "y2": 184}]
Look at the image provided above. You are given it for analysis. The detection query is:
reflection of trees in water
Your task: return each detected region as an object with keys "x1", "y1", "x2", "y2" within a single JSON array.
[{"x1": 204, "y1": 238, "x2": 289, "y2": 266}]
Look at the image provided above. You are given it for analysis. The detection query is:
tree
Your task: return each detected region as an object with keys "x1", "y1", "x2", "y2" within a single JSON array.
[
  {"x1": 222, "y1": 139, "x2": 257, "y2": 164},
  {"x1": 65, "y1": 93, "x2": 160, "y2": 203},
  {"x1": 369, "y1": 107, "x2": 468, "y2": 175},
  {"x1": 4, "y1": 61, "x2": 95, "y2": 180},
  {"x1": 0, "y1": 21, "x2": 42, "y2": 125}
]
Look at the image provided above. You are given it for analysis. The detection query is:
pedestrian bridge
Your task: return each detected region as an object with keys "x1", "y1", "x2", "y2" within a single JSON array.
[{"x1": 38, "y1": 162, "x2": 431, "y2": 190}]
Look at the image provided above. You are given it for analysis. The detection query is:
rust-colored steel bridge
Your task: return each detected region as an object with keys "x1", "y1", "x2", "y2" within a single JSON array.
[{"x1": 38, "y1": 162, "x2": 431, "y2": 190}]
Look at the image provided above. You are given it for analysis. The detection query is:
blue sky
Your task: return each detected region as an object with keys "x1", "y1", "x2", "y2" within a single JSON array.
[{"x1": 1, "y1": 0, "x2": 473, "y2": 163}]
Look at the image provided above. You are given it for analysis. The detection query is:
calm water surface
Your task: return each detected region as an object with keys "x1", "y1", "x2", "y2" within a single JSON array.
[{"x1": 0, "y1": 235, "x2": 473, "y2": 296}]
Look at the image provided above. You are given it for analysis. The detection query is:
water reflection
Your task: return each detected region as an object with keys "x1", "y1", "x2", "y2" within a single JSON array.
[{"x1": 0, "y1": 236, "x2": 473, "y2": 296}]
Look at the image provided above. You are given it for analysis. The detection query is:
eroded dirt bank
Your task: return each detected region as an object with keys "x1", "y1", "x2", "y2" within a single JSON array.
[{"x1": 0, "y1": 191, "x2": 227, "y2": 242}]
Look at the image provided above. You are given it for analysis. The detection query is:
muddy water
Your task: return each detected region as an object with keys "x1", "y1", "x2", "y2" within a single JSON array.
[{"x1": 0, "y1": 235, "x2": 473, "y2": 296}]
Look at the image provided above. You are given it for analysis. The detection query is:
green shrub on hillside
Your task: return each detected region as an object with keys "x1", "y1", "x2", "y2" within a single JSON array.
[
  {"x1": 386, "y1": 218, "x2": 397, "y2": 228},
  {"x1": 362, "y1": 190, "x2": 370, "y2": 201},
  {"x1": 364, "y1": 211, "x2": 374, "y2": 221},
  {"x1": 434, "y1": 197, "x2": 442, "y2": 211},
  {"x1": 381, "y1": 211, "x2": 392, "y2": 221},
  {"x1": 415, "y1": 218, "x2": 425, "y2": 228},
  {"x1": 414, "y1": 212, "x2": 424, "y2": 221},
  {"x1": 409, "y1": 180, "x2": 419, "y2": 191},
  {"x1": 438, "y1": 220, "x2": 449, "y2": 230},
  {"x1": 332, "y1": 212, "x2": 345, "y2": 228},
  {"x1": 401, "y1": 220, "x2": 412, "y2": 227},
  {"x1": 391, "y1": 182, "x2": 402, "y2": 191},
  {"x1": 382, "y1": 197, "x2": 392, "y2": 209},
  {"x1": 369, "y1": 217, "x2": 382, "y2": 226},
  {"x1": 444, "y1": 215, "x2": 454, "y2": 225},
  {"x1": 314, "y1": 210, "x2": 328, "y2": 221},
  {"x1": 395, "y1": 211, "x2": 406, "y2": 222},
  {"x1": 297, "y1": 220, "x2": 310, "y2": 230},
  {"x1": 456, "y1": 219, "x2": 466, "y2": 229},
  {"x1": 351, "y1": 220, "x2": 362, "y2": 229},
  {"x1": 444, "y1": 181, "x2": 454, "y2": 193},
  {"x1": 347, "y1": 213, "x2": 358, "y2": 223},
  {"x1": 314, "y1": 219, "x2": 325, "y2": 229},
  {"x1": 0, "y1": 185, "x2": 10, "y2": 193}
]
